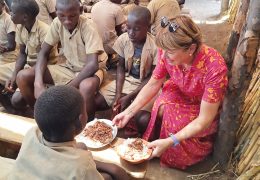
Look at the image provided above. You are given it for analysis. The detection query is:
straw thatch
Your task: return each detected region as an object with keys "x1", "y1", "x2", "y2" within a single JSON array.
[{"x1": 234, "y1": 47, "x2": 260, "y2": 178}]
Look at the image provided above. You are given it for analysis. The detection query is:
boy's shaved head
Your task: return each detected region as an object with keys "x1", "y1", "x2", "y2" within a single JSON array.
[
  {"x1": 35, "y1": 85, "x2": 86, "y2": 142},
  {"x1": 128, "y1": 6, "x2": 151, "y2": 26},
  {"x1": 57, "y1": 0, "x2": 80, "y2": 6},
  {"x1": 12, "y1": 0, "x2": 39, "y2": 18}
]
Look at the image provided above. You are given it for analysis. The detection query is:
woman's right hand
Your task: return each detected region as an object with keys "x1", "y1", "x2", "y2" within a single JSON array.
[{"x1": 112, "y1": 110, "x2": 134, "y2": 129}]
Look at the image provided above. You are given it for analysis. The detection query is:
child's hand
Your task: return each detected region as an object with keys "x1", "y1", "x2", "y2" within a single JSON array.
[
  {"x1": 117, "y1": 95, "x2": 132, "y2": 112},
  {"x1": 0, "y1": 45, "x2": 8, "y2": 53},
  {"x1": 5, "y1": 78, "x2": 16, "y2": 93},
  {"x1": 112, "y1": 110, "x2": 133, "y2": 129}
]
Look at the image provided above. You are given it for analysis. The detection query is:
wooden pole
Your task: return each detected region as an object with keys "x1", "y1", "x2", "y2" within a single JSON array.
[
  {"x1": 226, "y1": 0, "x2": 250, "y2": 68},
  {"x1": 213, "y1": 0, "x2": 260, "y2": 169}
]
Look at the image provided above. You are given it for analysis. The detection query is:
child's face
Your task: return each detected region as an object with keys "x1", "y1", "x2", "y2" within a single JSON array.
[
  {"x1": 56, "y1": 2, "x2": 81, "y2": 32},
  {"x1": 126, "y1": 15, "x2": 148, "y2": 44},
  {"x1": 10, "y1": 3, "x2": 24, "y2": 24}
]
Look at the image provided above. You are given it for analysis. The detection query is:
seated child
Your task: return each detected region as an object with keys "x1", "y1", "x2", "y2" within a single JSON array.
[
  {"x1": 0, "y1": 0, "x2": 17, "y2": 65},
  {"x1": 35, "y1": 0, "x2": 57, "y2": 24},
  {"x1": 82, "y1": 0, "x2": 100, "y2": 13},
  {"x1": 91, "y1": 0, "x2": 125, "y2": 60},
  {"x1": 98, "y1": 7, "x2": 158, "y2": 137},
  {"x1": 7, "y1": 85, "x2": 128, "y2": 180},
  {"x1": 147, "y1": 0, "x2": 180, "y2": 35},
  {"x1": 0, "y1": 0, "x2": 57, "y2": 114},
  {"x1": 16, "y1": 0, "x2": 107, "y2": 120},
  {"x1": 122, "y1": 0, "x2": 138, "y2": 16}
]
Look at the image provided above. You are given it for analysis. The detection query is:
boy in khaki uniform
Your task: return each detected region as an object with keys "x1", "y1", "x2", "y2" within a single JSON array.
[
  {"x1": 17, "y1": 0, "x2": 107, "y2": 120},
  {"x1": 0, "y1": 0, "x2": 57, "y2": 114},
  {"x1": 147, "y1": 0, "x2": 180, "y2": 35},
  {"x1": 35, "y1": 0, "x2": 57, "y2": 24},
  {"x1": 91, "y1": 0, "x2": 125, "y2": 56},
  {"x1": 99, "y1": 7, "x2": 157, "y2": 137},
  {"x1": 7, "y1": 86, "x2": 128, "y2": 180},
  {"x1": 0, "y1": 0, "x2": 17, "y2": 65}
]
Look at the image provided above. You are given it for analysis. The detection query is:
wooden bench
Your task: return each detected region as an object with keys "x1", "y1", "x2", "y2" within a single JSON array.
[{"x1": 0, "y1": 112, "x2": 147, "y2": 178}]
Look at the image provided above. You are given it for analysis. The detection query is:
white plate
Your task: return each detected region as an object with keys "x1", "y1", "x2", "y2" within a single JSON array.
[{"x1": 75, "y1": 119, "x2": 117, "y2": 149}]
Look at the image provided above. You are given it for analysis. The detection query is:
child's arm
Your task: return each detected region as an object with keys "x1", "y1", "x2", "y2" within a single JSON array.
[
  {"x1": 34, "y1": 42, "x2": 53, "y2": 98},
  {"x1": 5, "y1": 44, "x2": 27, "y2": 92},
  {"x1": 113, "y1": 56, "x2": 125, "y2": 108},
  {"x1": 67, "y1": 53, "x2": 99, "y2": 88},
  {"x1": 0, "y1": 32, "x2": 16, "y2": 53},
  {"x1": 49, "y1": 12, "x2": 57, "y2": 20},
  {"x1": 115, "y1": 24, "x2": 124, "y2": 37},
  {"x1": 117, "y1": 65, "x2": 155, "y2": 111},
  {"x1": 95, "y1": 160, "x2": 129, "y2": 180}
]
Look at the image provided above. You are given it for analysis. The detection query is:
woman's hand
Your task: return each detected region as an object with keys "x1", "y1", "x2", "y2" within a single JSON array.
[
  {"x1": 112, "y1": 110, "x2": 134, "y2": 129},
  {"x1": 148, "y1": 138, "x2": 173, "y2": 158}
]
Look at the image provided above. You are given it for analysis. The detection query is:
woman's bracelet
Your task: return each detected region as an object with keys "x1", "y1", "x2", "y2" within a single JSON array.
[{"x1": 169, "y1": 133, "x2": 180, "y2": 146}]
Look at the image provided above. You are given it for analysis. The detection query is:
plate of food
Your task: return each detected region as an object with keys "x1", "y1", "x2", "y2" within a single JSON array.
[
  {"x1": 116, "y1": 138, "x2": 153, "y2": 164},
  {"x1": 76, "y1": 119, "x2": 117, "y2": 148}
]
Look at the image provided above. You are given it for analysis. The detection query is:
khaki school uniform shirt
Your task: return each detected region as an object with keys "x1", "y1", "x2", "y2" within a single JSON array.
[
  {"x1": 16, "y1": 19, "x2": 57, "y2": 65},
  {"x1": 7, "y1": 127, "x2": 104, "y2": 180},
  {"x1": 113, "y1": 32, "x2": 157, "y2": 81},
  {"x1": 35, "y1": 0, "x2": 56, "y2": 24},
  {"x1": 0, "y1": 11, "x2": 17, "y2": 63},
  {"x1": 45, "y1": 15, "x2": 107, "y2": 72},
  {"x1": 147, "y1": 0, "x2": 180, "y2": 35},
  {"x1": 91, "y1": 0, "x2": 125, "y2": 47}
]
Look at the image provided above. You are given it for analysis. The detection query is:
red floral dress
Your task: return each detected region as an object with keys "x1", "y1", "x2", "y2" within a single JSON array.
[{"x1": 143, "y1": 45, "x2": 228, "y2": 169}]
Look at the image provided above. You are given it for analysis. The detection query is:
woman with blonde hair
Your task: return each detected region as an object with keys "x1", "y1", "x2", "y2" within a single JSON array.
[{"x1": 113, "y1": 15, "x2": 228, "y2": 169}]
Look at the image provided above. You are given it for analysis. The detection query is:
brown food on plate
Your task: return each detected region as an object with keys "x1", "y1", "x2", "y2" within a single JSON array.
[
  {"x1": 128, "y1": 138, "x2": 143, "y2": 151},
  {"x1": 83, "y1": 121, "x2": 113, "y2": 144}
]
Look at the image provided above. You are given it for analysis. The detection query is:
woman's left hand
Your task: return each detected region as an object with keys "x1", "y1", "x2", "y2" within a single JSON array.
[{"x1": 147, "y1": 138, "x2": 173, "y2": 158}]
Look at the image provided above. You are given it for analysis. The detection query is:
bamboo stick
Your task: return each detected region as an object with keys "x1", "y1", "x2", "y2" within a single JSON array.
[
  {"x1": 237, "y1": 165, "x2": 260, "y2": 180},
  {"x1": 239, "y1": 128, "x2": 259, "y2": 160},
  {"x1": 239, "y1": 84, "x2": 259, "y2": 120},
  {"x1": 235, "y1": 125, "x2": 260, "y2": 159},
  {"x1": 237, "y1": 116, "x2": 259, "y2": 144},
  {"x1": 246, "y1": 71, "x2": 260, "y2": 95},
  {"x1": 253, "y1": 171, "x2": 260, "y2": 180},
  {"x1": 238, "y1": 97, "x2": 260, "y2": 134},
  {"x1": 238, "y1": 104, "x2": 259, "y2": 138},
  {"x1": 243, "y1": 90, "x2": 258, "y2": 113},
  {"x1": 240, "y1": 91, "x2": 259, "y2": 121},
  {"x1": 243, "y1": 150, "x2": 260, "y2": 176},
  {"x1": 236, "y1": 126, "x2": 259, "y2": 161},
  {"x1": 237, "y1": 143, "x2": 259, "y2": 173}
]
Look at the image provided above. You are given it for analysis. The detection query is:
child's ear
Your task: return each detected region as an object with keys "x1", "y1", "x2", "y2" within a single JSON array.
[
  {"x1": 74, "y1": 117, "x2": 83, "y2": 135},
  {"x1": 79, "y1": 5, "x2": 83, "y2": 14},
  {"x1": 23, "y1": 14, "x2": 28, "y2": 22}
]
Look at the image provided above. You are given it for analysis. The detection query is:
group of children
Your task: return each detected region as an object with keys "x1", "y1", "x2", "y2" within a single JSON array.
[{"x1": 0, "y1": 0, "x2": 181, "y2": 178}]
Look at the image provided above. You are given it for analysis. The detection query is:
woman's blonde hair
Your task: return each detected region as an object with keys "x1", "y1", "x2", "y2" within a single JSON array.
[{"x1": 156, "y1": 15, "x2": 202, "y2": 52}]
